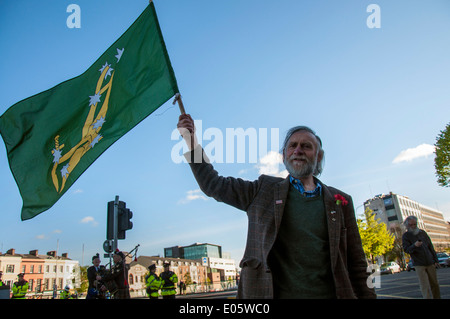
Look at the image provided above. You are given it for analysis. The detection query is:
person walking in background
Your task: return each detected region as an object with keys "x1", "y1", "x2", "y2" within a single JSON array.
[{"x1": 402, "y1": 215, "x2": 441, "y2": 299}]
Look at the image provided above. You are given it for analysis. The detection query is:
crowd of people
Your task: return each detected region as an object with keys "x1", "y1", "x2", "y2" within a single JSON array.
[
  {"x1": 86, "y1": 250, "x2": 178, "y2": 299},
  {"x1": 0, "y1": 249, "x2": 179, "y2": 299}
]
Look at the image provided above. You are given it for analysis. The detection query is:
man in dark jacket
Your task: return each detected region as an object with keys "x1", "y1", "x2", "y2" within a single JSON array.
[
  {"x1": 102, "y1": 250, "x2": 130, "y2": 299},
  {"x1": 402, "y1": 215, "x2": 440, "y2": 299},
  {"x1": 177, "y1": 114, "x2": 376, "y2": 299},
  {"x1": 87, "y1": 253, "x2": 106, "y2": 299}
]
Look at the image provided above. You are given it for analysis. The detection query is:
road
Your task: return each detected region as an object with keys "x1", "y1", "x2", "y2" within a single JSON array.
[
  {"x1": 375, "y1": 266, "x2": 450, "y2": 299},
  {"x1": 135, "y1": 267, "x2": 450, "y2": 299},
  {"x1": 179, "y1": 267, "x2": 450, "y2": 299},
  {"x1": 176, "y1": 290, "x2": 237, "y2": 299}
]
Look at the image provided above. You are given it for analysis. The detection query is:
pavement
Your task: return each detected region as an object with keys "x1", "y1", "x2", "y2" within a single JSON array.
[{"x1": 375, "y1": 266, "x2": 450, "y2": 299}]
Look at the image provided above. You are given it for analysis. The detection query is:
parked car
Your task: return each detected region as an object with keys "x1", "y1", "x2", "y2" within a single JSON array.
[
  {"x1": 437, "y1": 253, "x2": 449, "y2": 268},
  {"x1": 406, "y1": 260, "x2": 415, "y2": 271},
  {"x1": 380, "y1": 262, "x2": 401, "y2": 274}
]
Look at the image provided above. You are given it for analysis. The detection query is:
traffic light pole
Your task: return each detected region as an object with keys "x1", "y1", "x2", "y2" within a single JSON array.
[{"x1": 113, "y1": 195, "x2": 119, "y2": 252}]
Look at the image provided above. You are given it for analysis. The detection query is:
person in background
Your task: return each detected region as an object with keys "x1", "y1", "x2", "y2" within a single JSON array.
[
  {"x1": 102, "y1": 250, "x2": 130, "y2": 299},
  {"x1": 145, "y1": 264, "x2": 162, "y2": 299},
  {"x1": 160, "y1": 262, "x2": 178, "y2": 299},
  {"x1": 402, "y1": 215, "x2": 441, "y2": 299},
  {"x1": 11, "y1": 273, "x2": 29, "y2": 299}
]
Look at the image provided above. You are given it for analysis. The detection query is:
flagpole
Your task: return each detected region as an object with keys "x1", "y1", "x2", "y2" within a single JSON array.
[{"x1": 173, "y1": 93, "x2": 186, "y2": 114}]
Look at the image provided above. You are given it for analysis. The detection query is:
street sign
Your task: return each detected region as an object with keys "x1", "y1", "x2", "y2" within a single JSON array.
[{"x1": 103, "y1": 240, "x2": 113, "y2": 253}]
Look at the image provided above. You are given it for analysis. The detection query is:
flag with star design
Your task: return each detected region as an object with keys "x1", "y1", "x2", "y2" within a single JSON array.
[{"x1": 0, "y1": 2, "x2": 179, "y2": 220}]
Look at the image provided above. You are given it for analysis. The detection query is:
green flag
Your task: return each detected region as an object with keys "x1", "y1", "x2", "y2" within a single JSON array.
[{"x1": 0, "y1": 3, "x2": 179, "y2": 220}]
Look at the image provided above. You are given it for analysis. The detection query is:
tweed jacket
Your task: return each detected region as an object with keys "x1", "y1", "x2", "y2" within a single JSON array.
[{"x1": 185, "y1": 146, "x2": 376, "y2": 299}]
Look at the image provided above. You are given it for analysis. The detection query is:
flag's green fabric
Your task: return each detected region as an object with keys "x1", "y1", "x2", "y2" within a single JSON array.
[{"x1": 0, "y1": 3, "x2": 179, "y2": 220}]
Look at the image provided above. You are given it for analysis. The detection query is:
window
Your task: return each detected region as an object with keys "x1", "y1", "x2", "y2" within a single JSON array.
[
  {"x1": 129, "y1": 274, "x2": 134, "y2": 285},
  {"x1": 6, "y1": 265, "x2": 14, "y2": 273}
]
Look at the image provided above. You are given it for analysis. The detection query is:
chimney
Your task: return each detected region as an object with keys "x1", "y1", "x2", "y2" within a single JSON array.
[
  {"x1": 47, "y1": 251, "x2": 56, "y2": 257},
  {"x1": 7, "y1": 248, "x2": 15, "y2": 255},
  {"x1": 29, "y1": 250, "x2": 38, "y2": 256},
  {"x1": 62, "y1": 253, "x2": 68, "y2": 258}
]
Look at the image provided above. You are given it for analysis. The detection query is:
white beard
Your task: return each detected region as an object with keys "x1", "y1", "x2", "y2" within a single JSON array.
[
  {"x1": 284, "y1": 155, "x2": 316, "y2": 179},
  {"x1": 408, "y1": 228, "x2": 420, "y2": 236}
]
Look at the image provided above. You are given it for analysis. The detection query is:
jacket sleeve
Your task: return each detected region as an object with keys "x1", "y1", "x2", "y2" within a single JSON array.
[
  {"x1": 184, "y1": 145, "x2": 260, "y2": 211},
  {"x1": 423, "y1": 232, "x2": 439, "y2": 263},
  {"x1": 402, "y1": 232, "x2": 418, "y2": 255}
]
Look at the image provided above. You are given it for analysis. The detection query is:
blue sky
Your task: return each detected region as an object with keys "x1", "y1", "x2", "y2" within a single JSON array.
[{"x1": 1, "y1": 0, "x2": 450, "y2": 266}]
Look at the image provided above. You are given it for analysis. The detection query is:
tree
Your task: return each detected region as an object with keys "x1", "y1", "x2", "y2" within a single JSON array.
[
  {"x1": 357, "y1": 207, "x2": 395, "y2": 264},
  {"x1": 76, "y1": 265, "x2": 89, "y2": 295},
  {"x1": 435, "y1": 122, "x2": 450, "y2": 187}
]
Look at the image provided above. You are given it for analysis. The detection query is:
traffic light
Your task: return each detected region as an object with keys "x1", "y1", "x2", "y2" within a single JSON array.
[
  {"x1": 106, "y1": 200, "x2": 133, "y2": 240},
  {"x1": 117, "y1": 201, "x2": 133, "y2": 239},
  {"x1": 106, "y1": 201, "x2": 115, "y2": 240}
]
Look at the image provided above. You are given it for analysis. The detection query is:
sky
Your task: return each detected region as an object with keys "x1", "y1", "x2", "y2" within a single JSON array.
[{"x1": 1, "y1": 0, "x2": 450, "y2": 266}]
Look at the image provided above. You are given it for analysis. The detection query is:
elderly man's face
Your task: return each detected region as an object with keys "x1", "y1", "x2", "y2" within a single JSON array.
[
  {"x1": 407, "y1": 219, "x2": 420, "y2": 235},
  {"x1": 283, "y1": 130, "x2": 322, "y2": 179}
]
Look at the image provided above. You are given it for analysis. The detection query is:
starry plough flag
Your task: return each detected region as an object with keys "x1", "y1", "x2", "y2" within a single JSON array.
[{"x1": 0, "y1": 2, "x2": 179, "y2": 220}]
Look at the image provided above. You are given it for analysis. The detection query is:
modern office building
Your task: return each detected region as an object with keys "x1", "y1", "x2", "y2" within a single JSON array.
[
  {"x1": 164, "y1": 243, "x2": 222, "y2": 260},
  {"x1": 364, "y1": 192, "x2": 450, "y2": 250}
]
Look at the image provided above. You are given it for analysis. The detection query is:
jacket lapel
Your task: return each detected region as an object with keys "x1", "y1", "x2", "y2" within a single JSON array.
[
  {"x1": 273, "y1": 177, "x2": 290, "y2": 234},
  {"x1": 322, "y1": 183, "x2": 341, "y2": 268}
]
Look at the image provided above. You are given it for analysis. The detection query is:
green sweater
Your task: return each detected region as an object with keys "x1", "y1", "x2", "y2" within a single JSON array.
[{"x1": 268, "y1": 185, "x2": 336, "y2": 298}]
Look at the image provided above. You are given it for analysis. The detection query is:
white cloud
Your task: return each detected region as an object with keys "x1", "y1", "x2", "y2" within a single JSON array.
[
  {"x1": 81, "y1": 216, "x2": 98, "y2": 226},
  {"x1": 179, "y1": 189, "x2": 208, "y2": 204},
  {"x1": 256, "y1": 151, "x2": 288, "y2": 178},
  {"x1": 36, "y1": 234, "x2": 46, "y2": 240},
  {"x1": 392, "y1": 144, "x2": 435, "y2": 164}
]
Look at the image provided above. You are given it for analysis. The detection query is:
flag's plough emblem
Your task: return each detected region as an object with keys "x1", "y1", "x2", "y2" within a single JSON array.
[{"x1": 50, "y1": 48, "x2": 124, "y2": 193}]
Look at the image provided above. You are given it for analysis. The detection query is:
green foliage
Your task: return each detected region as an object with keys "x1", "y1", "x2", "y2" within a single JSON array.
[
  {"x1": 357, "y1": 207, "x2": 395, "y2": 264},
  {"x1": 76, "y1": 266, "x2": 89, "y2": 294},
  {"x1": 435, "y1": 123, "x2": 450, "y2": 187}
]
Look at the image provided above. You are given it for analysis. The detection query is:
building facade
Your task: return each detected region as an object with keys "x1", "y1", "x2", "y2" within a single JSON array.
[
  {"x1": 0, "y1": 249, "x2": 80, "y2": 298},
  {"x1": 364, "y1": 193, "x2": 450, "y2": 250},
  {"x1": 202, "y1": 256, "x2": 237, "y2": 282},
  {"x1": 128, "y1": 256, "x2": 207, "y2": 297}
]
